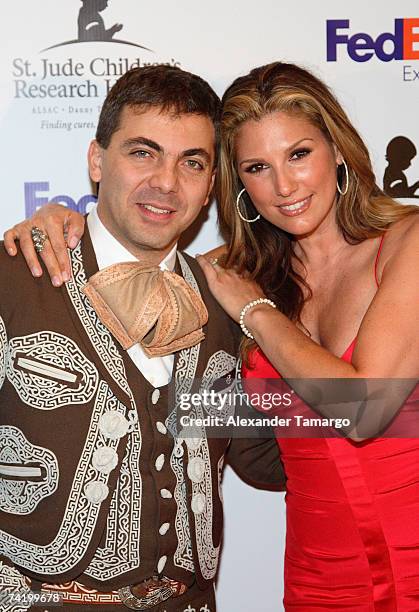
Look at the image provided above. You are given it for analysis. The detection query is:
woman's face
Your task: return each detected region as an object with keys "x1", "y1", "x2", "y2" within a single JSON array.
[{"x1": 235, "y1": 111, "x2": 342, "y2": 237}]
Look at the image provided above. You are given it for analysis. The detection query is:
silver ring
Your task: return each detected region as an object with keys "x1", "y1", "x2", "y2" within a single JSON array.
[
  {"x1": 210, "y1": 258, "x2": 218, "y2": 266},
  {"x1": 31, "y1": 226, "x2": 48, "y2": 254}
]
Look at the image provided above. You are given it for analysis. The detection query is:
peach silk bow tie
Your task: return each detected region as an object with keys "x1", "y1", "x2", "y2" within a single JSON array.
[{"x1": 82, "y1": 262, "x2": 208, "y2": 357}]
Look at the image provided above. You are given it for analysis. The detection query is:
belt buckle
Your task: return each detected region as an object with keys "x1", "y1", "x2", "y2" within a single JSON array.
[{"x1": 118, "y1": 576, "x2": 183, "y2": 610}]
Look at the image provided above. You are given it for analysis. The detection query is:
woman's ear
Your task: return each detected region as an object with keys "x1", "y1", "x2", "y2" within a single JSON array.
[{"x1": 333, "y1": 143, "x2": 344, "y2": 166}]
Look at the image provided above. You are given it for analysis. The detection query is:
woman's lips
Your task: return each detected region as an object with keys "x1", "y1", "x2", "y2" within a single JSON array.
[{"x1": 278, "y1": 195, "x2": 311, "y2": 217}]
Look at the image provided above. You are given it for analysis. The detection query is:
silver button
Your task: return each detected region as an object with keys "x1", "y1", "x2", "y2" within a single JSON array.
[
  {"x1": 92, "y1": 446, "x2": 118, "y2": 474},
  {"x1": 187, "y1": 457, "x2": 206, "y2": 483},
  {"x1": 157, "y1": 555, "x2": 167, "y2": 574},
  {"x1": 99, "y1": 411, "x2": 130, "y2": 439},
  {"x1": 191, "y1": 493, "x2": 206, "y2": 514},
  {"x1": 159, "y1": 522, "x2": 170, "y2": 535},
  {"x1": 155, "y1": 454, "x2": 165, "y2": 471},
  {"x1": 156, "y1": 421, "x2": 167, "y2": 435},
  {"x1": 151, "y1": 389, "x2": 161, "y2": 405},
  {"x1": 160, "y1": 488, "x2": 172, "y2": 499},
  {"x1": 84, "y1": 481, "x2": 109, "y2": 504},
  {"x1": 180, "y1": 427, "x2": 202, "y2": 451}
]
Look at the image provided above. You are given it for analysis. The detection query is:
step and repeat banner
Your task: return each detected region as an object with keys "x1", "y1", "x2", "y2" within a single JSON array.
[{"x1": 0, "y1": 2, "x2": 418, "y2": 610}]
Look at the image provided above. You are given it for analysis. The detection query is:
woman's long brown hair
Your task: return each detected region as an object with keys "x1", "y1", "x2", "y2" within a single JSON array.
[{"x1": 217, "y1": 62, "x2": 418, "y2": 361}]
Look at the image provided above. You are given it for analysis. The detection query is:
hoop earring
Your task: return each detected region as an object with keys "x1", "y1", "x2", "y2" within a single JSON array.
[
  {"x1": 235, "y1": 188, "x2": 260, "y2": 223},
  {"x1": 337, "y1": 159, "x2": 349, "y2": 196}
]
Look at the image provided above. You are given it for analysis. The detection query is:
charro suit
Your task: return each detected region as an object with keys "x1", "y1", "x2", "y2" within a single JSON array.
[{"x1": 0, "y1": 228, "x2": 284, "y2": 610}]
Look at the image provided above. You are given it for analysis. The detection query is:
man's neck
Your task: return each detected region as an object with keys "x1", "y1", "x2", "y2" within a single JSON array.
[{"x1": 87, "y1": 205, "x2": 177, "y2": 271}]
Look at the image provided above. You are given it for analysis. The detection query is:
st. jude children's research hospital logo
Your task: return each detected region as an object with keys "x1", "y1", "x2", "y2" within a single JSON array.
[
  {"x1": 12, "y1": 0, "x2": 180, "y2": 101},
  {"x1": 327, "y1": 18, "x2": 419, "y2": 81}
]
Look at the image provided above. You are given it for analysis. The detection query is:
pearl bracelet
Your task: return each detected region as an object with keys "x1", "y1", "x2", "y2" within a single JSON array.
[{"x1": 239, "y1": 298, "x2": 277, "y2": 339}]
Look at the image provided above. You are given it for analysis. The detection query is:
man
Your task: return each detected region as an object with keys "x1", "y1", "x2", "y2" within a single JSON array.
[{"x1": 0, "y1": 65, "x2": 283, "y2": 611}]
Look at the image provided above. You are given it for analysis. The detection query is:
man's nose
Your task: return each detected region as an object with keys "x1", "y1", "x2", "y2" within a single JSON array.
[{"x1": 148, "y1": 159, "x2": 179, "y2": 194}]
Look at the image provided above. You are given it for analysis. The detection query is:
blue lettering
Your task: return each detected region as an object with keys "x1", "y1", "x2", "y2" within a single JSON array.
[
  {"x1": 24, "y1": 181, "x2": 97, "y2": 217},
  {"x1": 77, "y1": 194, "x2": 97, "y2": 214},
  {"x1": 326, "y1": 19, "x2": 349, "y2": 61},
  {"x1": 327, "y1": 18, "x2": 407, "y2": 62},
  {"x1": 347, "y1": 32, "x2": 374, "y2": 62},
  {"x1": 375, "y1": 20, "x2": 403, "y2": 61},
  {"x1": 24, "y1": 181, "x2": 50, "y2": 217}
]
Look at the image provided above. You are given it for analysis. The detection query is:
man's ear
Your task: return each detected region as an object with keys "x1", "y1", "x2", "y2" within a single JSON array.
[
  {"x1": 88, "y1": 140, "x2": 103, "y2": 183},
  {"x1": 203, "y1": 170, "x2": 216, "y2": 207}
]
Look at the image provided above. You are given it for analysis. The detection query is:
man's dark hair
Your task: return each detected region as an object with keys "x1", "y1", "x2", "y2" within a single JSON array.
[{"x1": 96, "y1": 65, "x2": 221, "y2": 158}]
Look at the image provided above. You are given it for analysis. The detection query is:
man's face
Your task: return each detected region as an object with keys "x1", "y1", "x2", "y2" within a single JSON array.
[{"x1": 89, "y1": 106, "x2": 216, "y2": 263}]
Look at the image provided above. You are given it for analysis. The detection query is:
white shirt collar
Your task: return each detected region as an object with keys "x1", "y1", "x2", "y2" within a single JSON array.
[{"x1": 87, "y1": 204, "x2": 177, "y2": 272}]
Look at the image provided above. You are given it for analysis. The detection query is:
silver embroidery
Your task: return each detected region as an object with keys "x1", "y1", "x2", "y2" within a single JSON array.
[
  {"x1": 0, "y1": 561, "x2": 31, "y2": 612},
  {"x1": 0, "y1": 381, "x2": 126, "y2": 575},
  {"x1": 6, "y1": 332, "x2": 98, "y2": 410},
  {"x1": 85, "y1": 402, "x2": 142, "y2": 580},
  {"x1": 170, "y1": 254, "x2": 202, "y2": 573},
  {"x1": 192, "y1": 352, "x2": 236, "y2": 579},
  {"x1": 217, "y1": 455, "x2": 225, "y2": 503},
  {"x1": 171, "y1": 348, "x2": 199, "y2": 573},
  {"x1": 0, "y1": 427, "x2": 59, "y2": 515},
  {"x1": 171, "y1": 256, "x2": 237, "y2": 579},
  {"x1": 201, "y1": 350, "x2": 237, "y2": 420},
  {"x1": 65, "y1": 244, "x2": 131, "y2": 396},
  {"x1": 0, "y1": 316, "x2": 7, "y2": 390},
  {"x1": 66, "y1": 243, "x2": 143, "y2": 580}
]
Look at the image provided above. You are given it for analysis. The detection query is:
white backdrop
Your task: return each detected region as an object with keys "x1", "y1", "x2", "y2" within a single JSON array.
[{"x1": 1, "y1": 2, "x2": 418, "y2": 610}]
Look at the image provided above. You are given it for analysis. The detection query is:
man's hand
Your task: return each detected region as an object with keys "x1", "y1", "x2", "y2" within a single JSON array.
[{"x1": 3, "y1": 204, "x2": 85, "y2": 286}]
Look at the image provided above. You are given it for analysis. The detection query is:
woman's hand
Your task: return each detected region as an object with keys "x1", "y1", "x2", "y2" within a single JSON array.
[
  {"x1": 196, "y1": 254, "x2": 266, "y2": 322},
  {"x1": 3, "y1": 204, "x2": 85, "y2": 286}
]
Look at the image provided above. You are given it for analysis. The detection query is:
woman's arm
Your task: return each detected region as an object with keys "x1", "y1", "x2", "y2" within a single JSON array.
[
  {"x1": 197, "y1": 219, "x2": 419, "y2": 437},
  {"x1": 3, "y1": 204, "x2": 85, "y2": 286}
]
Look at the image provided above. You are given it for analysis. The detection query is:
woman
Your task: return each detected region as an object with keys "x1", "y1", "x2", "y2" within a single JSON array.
[
  {"x1": 5, "y1": 62, "x2": 419, "y2": 610},
  {"x1": 196, "y1": 62, "x2": 419, "y2": 611}
]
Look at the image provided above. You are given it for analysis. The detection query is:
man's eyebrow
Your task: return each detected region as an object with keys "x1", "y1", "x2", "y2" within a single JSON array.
[
  {"x1": 182, "y1": 148, "x2": 211, "y2": 163},
  {"x1": 122, "y1": 137, "x2": 162, "y2": 152}
]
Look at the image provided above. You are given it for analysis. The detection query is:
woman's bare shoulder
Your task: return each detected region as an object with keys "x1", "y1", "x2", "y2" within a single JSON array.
[
  {"x1": 378, "y1": 212, "x2": 419, "y2": 277},
  {"x1": 388, "y1": 211, "x2": 419, "y2": 238},
  {"x1": 203, "y1": 244, "x2": 228, "y2": 260}
]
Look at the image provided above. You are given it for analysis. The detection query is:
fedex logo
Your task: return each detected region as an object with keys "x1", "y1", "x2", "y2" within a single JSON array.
[
  {"x1": 327, "y1": 19, "x2": 419, "y2": 62},
  {"x1": 25, "y1": 182, "x2": 97, "y2": 217}
]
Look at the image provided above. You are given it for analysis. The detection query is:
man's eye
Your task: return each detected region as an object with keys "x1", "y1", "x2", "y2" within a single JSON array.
[
  {"x1": 290, "y1": 149, "x2": 310, "y2": 160},
  {"x1": 133, "y1": 150, "x2": 151, "y2": 158},
  {"x1": 244, "y1": 163, "x2": 267, "y2": 174},
  {"x1": 185, "y1": 159, "x2": 204, "y2": 170}
]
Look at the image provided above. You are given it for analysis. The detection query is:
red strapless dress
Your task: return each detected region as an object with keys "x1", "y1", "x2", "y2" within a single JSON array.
[{"x1": 243, "y1": 342, "x2": 419, "y2": 611}]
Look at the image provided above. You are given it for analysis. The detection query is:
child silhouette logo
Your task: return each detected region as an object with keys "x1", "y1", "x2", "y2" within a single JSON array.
[
  {"x1": 383, "y1": 136, "x2": 419, "y2": 198},
  {"x1": 78, "y1": 0, "x2": 122, "y2": 42},
  {"x1": 41, "y1": 0, "x2": 151, "y2": 51}
]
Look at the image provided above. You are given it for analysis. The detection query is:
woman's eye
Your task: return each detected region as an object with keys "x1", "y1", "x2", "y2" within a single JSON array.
[
  {"x1": 290, "y1": 149, "x2": 310, "y2": 161},
  {"x1": 245, "y1": 163, "x2": 267, "y2": 174}
]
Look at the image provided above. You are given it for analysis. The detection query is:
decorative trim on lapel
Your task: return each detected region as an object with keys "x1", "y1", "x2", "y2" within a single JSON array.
[
  {"x1": 0, "y1": 316, "x2": 6, "y2": 390},
  {"x1": 65, "y1": 240, "x2": 144, "y2": 580},
  {"x1": 65, "y1": 242, "x2": 131, "y2": 398}
]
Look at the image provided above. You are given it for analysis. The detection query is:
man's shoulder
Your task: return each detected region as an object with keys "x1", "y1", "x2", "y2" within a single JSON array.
[
  {"x1": 0, "y1": 242, "x2": 29, "y2": 275},
  {"x1": 0, "y1": 241, "x2": 59, "y2": 294}
]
